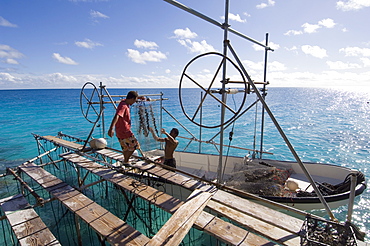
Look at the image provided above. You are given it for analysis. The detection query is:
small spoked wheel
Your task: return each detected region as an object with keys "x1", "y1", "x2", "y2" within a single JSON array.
[
  {"x1": 80, "y1": 82, "x2": 102, "y2": 123},
  {"x1": 179, "y1": 52, "x2": 248, "y2": 128}
]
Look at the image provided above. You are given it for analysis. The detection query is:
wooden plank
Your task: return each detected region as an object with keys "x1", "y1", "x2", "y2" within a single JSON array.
[
  {"x1": 93, "y1": 148, "x2": 303, "y2": 235},
  {"x1": 39, "y1": 137, "x2": 302, "y2": 245},
  {"x1": 0, "y1": 194, "x2": 61, "y2": 246},
  {"x1": 212, "y1": 190, "x2": 303, "y2": 235},
  {"x1": 41, "y1": 135, "x2": 84, "y2": 150},
  {"x1": 61, "y1": 152, "x2": 272, "y2": 245},
  {"x1": 60, "y1": 153, "x2": 184, "y2": 213},
  {"x1": 201, "y1": 216, "x2": 272, "y2": 246},
  {"x1": 207, "y1": 200, "x2": 300, "y2": 246},
  {"x1": 147, "y1": 189, "x2": 214, "y2": 246},
  {"x1": 19, "y1": 162, "x2": 149, "y2": 246}
]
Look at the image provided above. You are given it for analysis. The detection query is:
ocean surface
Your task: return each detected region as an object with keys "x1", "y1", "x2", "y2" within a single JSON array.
[{"x1": 0, "y1": 86, "x2": 369, "y2": 242}]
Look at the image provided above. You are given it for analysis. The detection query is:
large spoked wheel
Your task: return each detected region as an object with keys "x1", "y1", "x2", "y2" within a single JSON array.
[
  {"x1": 179, "y1": 52, "x2": 248, "y2": 128},
  {"x1": 80, "y1": 82, "x2": 102, "y2": 123}
]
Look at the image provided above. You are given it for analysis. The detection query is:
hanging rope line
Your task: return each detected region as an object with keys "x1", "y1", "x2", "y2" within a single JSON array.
[{"x1": 221, "y1": 93, "x2": 237, "y2": 180}]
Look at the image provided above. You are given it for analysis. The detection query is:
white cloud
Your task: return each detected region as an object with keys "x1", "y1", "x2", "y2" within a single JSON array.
[
  {"x1": 173, "y1": 28, "x2": 216, "y2": 54},
  {"x1": 75, "y1": 39, "x2": 103, "y2": 49},
  {"x1": 326, "y1": 61, "x2": 361, "y2": 69},
  {"x1": 0, "y1": 16, "x2": 17, "y2": 28},
  {"x1": 4, "y1": 58, "x2": 19, "y2": 64},
  {"x1": 2, "y1": 70, "x2": 370, "y2": 89},
  {"x1": 177, "y1": 39, "x2": 216, "y2": 54},
  {"x1": 0, "y1": 72, "x2": 19, "y2": 83},
  {"x1": 221, "y1": 13, "x2": 247, "y2": 23},
  {"x1": 256, "y1": 0, "x2": 275, "y2": 9},
  {"x1": 284, "y1": 30, "x2": 303, "y2": 36},
  {"x1": 302, "y1": 23, "x2": 321, "y2": 33},
  {"x1": 360, "y1": 58, "x2": 370, "y2": 67},
  {"x1": 134, "y1": 40, "x2": 159, "y2": 50},
  {"x1": 90, "y1": 10, "x2": 109, "y2": 19},
  {"x1": 52, "y1": 53, "x2": 78, "y2": 65},
  {"x1": 127, "y1": 49, "x2": 167, "y2": 64},
  {"x1": 285, "y1": 46, "x2": 299, "y2": 55},
  {"x1": 268, "y1": 61, "x2": 287, "y2": 71},
  {"x1": 318, "y1": 18, "x2": 336, "y2": 28},
  {"x1": 174, "y1": 28, "x2": 197, "y2": 39},
  {"x1": 340, "y1": 47, "x2": 370, "y2": 57},
  {"x1": 286, "y1": 46, "x2": 298, "y2": 51},
  {"x1": 0, "y1": 72, "x2": 92, "y2": 88},
  {"x1": 243, "y1": 60, "x2": 286, "y2": 72},
  {"x1": 165, "y1": 69, "x2": 171, "y2": 74},
  {"x1": 301, "y1": 45, "x2": 328, "y2": 58},
  {"x1": 0, "y1": 44, "x2": 24, "y2": 64},
  {"x1": 268, "y1": 70, "x2": 370, "y2": 87},
  {"x1": 285, "y1": 18, "x2": 336, "y2": 36},
  {"x1": 336, "y1": 0, "x2": 370, "y2": 11},
  {"x1": 0, "y1": 71, "x2": 179, "y2": 89}
]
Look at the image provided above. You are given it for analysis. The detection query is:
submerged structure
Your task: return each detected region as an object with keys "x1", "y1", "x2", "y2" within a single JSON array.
[{"x1": 0, "y1": 0, "x2": 367, "y2": 245}]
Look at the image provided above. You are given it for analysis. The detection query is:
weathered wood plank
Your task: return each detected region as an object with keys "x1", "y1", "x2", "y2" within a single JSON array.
[
  {"x1": 130, "y1": 162, "x2": 201, "y2": 189},
  {"x1": 61, "y1": 153, "x2": 184, "y2": 213},
  {"x1": 38, "y1": 137, "x2": 300, "y2": 245},
  {"x1": 0, "y1": 194, "x2": 61, "y2": 246},
  {"x1": 94, "y1": 148, "x2": 303, "y2": 236},
  {"x1": 212, "y1": 190, "x2": 303, "y2": 235},
  {"x1": 207, "y1": 200, "x2": 300, "y2": 246},
  {"x1": 42, "y1": 135, "x2": 84, "y2": 150},
  {"x1": 62, "y1": 152, "x2": 272, "y2": 245},
  {"x1": 147, "y1": 189, "x2": 214, "y2": 246},
  {"x1": 201, "y1": 215, "x2": 272, "y2": 246},
  {"x1": 19, "y1": 162, "x2": 149, "y2": 246}
]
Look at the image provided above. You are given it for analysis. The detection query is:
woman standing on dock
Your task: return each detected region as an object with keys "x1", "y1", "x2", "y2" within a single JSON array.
[{"x1": 108, "y1": 91, "x2": 143, "y2": 163}]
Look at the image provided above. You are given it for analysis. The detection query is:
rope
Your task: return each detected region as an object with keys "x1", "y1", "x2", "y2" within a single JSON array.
[
  {"x1": 297, "y1": 171, "x2": 366, "y2": 197},
  {"x1": 221, "y1": 93, "x2": 237, "y2": 180},
  {"x1": 252, "y1": 95, "x2": 259, "y2": 158}
]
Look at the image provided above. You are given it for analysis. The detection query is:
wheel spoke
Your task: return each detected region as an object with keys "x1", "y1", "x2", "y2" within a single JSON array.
[
  {"x1": 80, "y1": 82, "x2": 101, "y2": 123},
  {"x1": 179, "y1": 52, "x2": 247, "y2": 128}
]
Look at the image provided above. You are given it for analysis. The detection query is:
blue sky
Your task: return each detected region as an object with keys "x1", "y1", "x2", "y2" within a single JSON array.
[{"x1": 1, "y1": 0, "x2": 370, "y2": 89}]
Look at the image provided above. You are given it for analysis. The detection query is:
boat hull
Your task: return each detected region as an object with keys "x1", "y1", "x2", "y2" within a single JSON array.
[
  {"x1": 149, "y1": 150, "x2": 367, "y2": 210},
  {"x1": 262, "y1": 183, "x2": 366, "y2": 211}
]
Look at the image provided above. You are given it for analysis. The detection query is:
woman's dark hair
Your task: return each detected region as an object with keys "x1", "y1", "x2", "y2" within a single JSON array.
[{"x1": 126, "y1": 91, "x2": 138, "y2": 99}]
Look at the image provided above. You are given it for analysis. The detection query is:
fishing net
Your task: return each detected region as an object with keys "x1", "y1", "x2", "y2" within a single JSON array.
[{"x1": 225, "y1": 162, "x2": 292, "y2": 196}]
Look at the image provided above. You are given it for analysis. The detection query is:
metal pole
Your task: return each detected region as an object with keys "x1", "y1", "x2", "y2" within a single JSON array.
[
  {"x1": 260, "y1": 33, "x2": 269, "y2": 158},
  {"x1": 100, "y1": 82, "x2": 105, "y2": 138},
  {"x1": 162, "y1": 107, "x2": 197, "y2": 139},
  {"x1": 199, "y1": 91, "x2": 203, "y2": 153},
  {"x1": 163, "y1": 0, "x2": 272, "y2": 50},
  {"x1": 346, "y1": 170, "x2": 358, "y2": 223},
  {"x1": 160, "y1": 92, "x2": 163, "y2": 150},
  {"x1": 227, "y1": 42, "x2": 336, "y2": 221},
  {"x1": 217, "y1": 0, "x2": 229, "y2": 184}
]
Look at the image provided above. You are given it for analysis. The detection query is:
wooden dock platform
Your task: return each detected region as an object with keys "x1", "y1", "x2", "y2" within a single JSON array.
[
  {"x1": 0, "y1": 194, "x2": 61, "y2": 246},
  {"x1": 60, "y1": 152, "x2": 274, "y2": 245},
  {"x1": 18, "y1": 161, "x2": 150, "y2": 246},
  {"x1": 28, "y1": 135, "x2": 306, "y2": 245}
]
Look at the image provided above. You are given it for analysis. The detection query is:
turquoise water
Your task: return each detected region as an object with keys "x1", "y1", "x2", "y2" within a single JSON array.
[{"x1": 0, "y1": 86, "x2": 369, "y2": 242}]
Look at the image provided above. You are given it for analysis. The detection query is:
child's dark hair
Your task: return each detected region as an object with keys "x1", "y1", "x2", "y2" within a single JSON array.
[{"x1": 171, "y1": 128, "x2": 179, "y2": 137}]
